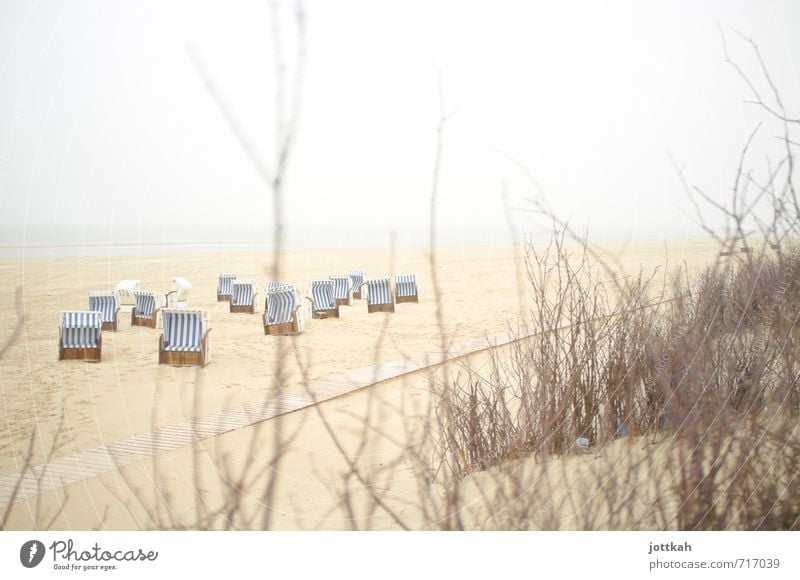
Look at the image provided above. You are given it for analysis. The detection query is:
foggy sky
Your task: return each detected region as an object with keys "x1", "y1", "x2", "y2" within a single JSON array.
[{"x1": 1, "y1": 0, "x2": 799, "y2": 244}]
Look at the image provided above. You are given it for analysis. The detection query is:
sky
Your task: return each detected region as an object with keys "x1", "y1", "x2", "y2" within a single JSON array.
[{"x1": 0, "y1": 0, "x2": 799, "y2": 246}]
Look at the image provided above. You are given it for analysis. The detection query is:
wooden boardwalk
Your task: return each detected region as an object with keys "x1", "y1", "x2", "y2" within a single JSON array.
[{"x1": 0, "y1": 331, "x2": 512, "y2": 510}]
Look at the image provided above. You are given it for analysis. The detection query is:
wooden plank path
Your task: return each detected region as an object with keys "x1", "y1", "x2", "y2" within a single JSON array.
[{"x1": 0, "y1": 330, "x2": 514, "y2": 510}]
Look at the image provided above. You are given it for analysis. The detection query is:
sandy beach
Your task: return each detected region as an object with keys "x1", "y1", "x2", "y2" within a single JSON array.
[{"x1": 0, "y1": 239, "x2": 721, "y2": 529}]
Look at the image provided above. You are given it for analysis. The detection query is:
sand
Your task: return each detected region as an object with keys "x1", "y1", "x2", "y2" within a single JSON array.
[{"x1": 0, "y1": 238, "x2": 722, "y2": 529}]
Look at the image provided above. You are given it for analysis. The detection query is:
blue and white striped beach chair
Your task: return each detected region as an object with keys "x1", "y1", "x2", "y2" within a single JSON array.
[
  {"x1": 59, "y1": 311, "x2": 103, "y2": 361},
  {"x1": 217, "y1": 274, "x2": 236, "y2": 301},
  {"x1": 348, "y1": 270, "x2": 366, "y2": 300},
  {"x1": 265, "y1": 281, "x2": 291, "y2": 293},
  {"x1": 329, "y1": 275, "x2": 352, "y2": 306},
  {"x1": 159, "y1": 309, "x2": 211, "y2": 366},
  {"x1": 264, "y1": 285, "x2": 304, "y2": 335},
  {"x1": 307, "y1": 280, "x2": 339, "y2": 319},
  {"x1": 395, "y1": 274, "x2": 419, "y2": 304},
  {"x1": 88, "y1": 291, "x2": 119, "y2": 331},
  {"x1": 131, "y1": 290, "x2": 160, "y2": 328},
  {"x1": 230, "y1": 280, "x2": 257, "y2": 313},
  {"x1": 367, "y1": 277, "x2": 394, "y2": 313}
]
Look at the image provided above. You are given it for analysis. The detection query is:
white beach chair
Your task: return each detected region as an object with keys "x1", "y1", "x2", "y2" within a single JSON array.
[
  {"x1": 367, "y1": 277, "x2": 395, "y2": 313},
  {"x1": 264, "y1": 285, "x2": 304, "y2": 335},
  {"x1": 348, "y1": 269, "x2": 366, "y2": 300},
  {"x1": 158, "y1": 309, "x2": 211, "y2": 367},
  {"x1": 329, "y1": 275, "x2": 352, "y2": 306},
  {"x1": 395, "y1": 273, "x2": 419, "y2": 304},
  {"x1": 307, "y1": 280, "x2": 339, "y2": 319},
  {"x1": 58, "y1": 311, "x2": 103, "y2": 362},
  {"x1": 217, "y1": 273, "x2": 236, "y2": 302},
  {"x1": 131, "y1": 290, "x2": 161, "y2": 328},
  {"x1": 88, "y1": 291, "x2": 119, "y2": 331},
  {"x1": 114, "y1": 280, "x2": 140, "y2": 313},
  {"x1": 230, "y1": 280, "x2": 257, "y2": 313},
  {"x1": 167, "y1": 277, "x2": 192, "y2": 308}
]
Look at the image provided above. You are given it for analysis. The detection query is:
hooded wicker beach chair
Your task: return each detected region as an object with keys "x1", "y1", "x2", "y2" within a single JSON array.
[
  {"x1": 329, "y1": 275, "x2": 352, "y2": 307},
  {"x1": 58, "y1": 311, "x2": 103, "y2": 362},
  {"x1": 114, "y1": 279, "x2": 140, "y2": 312},
  {"x1": 307, "y1": 280, "x2": 339, "y2": 319},
  {"x1": 349, "y1": 269, "x2": 366, "y2": 300},
  {"x1": 131, "y1": 290, "x2": 160, "y2": 328},
  {"x1": 264, "y1": 285, "x2": 304, "y2": 335},
  {"x1": 167, "y1": 277, "x2": 192, "y2": 308},
  {"x1": 158, "y1": 309, "x2": 211, "y2": 367},
  {"x1": 395, "y1": 274, "x2": 418, "y2": 304},
  {"x1": 230, "y1": 280, "x2": 257, "y2": 313},
  {"x1": 367, "y1": 277, "x2": 395, "y2": 313},
  {"x1": 265, "y1": 281, "x2": 291, "y2": 293},
  {"x1": 217, "y1": 273, "x2": 236, "y2": 301},
  {"x1": 88, "y1": 291, "x2": 119, "y2": 331}
]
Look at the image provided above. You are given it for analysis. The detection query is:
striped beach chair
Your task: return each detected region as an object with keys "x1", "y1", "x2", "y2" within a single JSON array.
[
  {"x1": 307, "y1": 280, "x2": 339, "y2": 319},
  {"x1": 158, "y1": 309, "x2": 211, "y2": 366},
  {"x1": 230, "y1": 280, "x2": 257, "y2": 314},
  {"x1": 217, "y1": 273, "x2": 236, "y2": 301},
  {"x1": 131, "y1": 290, "x2": 160, "y2": 328},
  {"x1": 88, "y1": 291, "x2": 119, "y2": 331},
  {"x1": 329, "y1": 275, "x2": 352, "y2": 307},
  {"x1": 265, "y1": 281, "x2": 290, "y2": 291},
  {"x1": 58, "y1": 311, "x2": 103, "y2": 362},
  {"x1": 348, "y1": 269, "x2": 366, "y2": 300},
  {"x1": 264, "y1": 285, "x2": 304, "y2": 335},
  {"x1": 395, "y1": 274, "x2": 419, "y2": 304},
  {"x1": 367, "y1": 277, "x2": 394, "y2": 313}
]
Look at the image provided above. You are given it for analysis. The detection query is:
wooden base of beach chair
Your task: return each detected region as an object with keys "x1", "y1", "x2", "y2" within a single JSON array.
[
  {"x1": 336, "y1": 296, "x2": 352, "y2": 307},
  {"x1": 158, "y1": 333, "x2": 209, "y2": 367},
  {"x1": 230, "y1": 303, "x2": 255, "y2": 314},
  {"x1": 396, "y1": 294, "x2": 418, "y2": 304},
  {"x1": 131, "y1": 308, "x2": 158, "y2": 329},
  {"x1": 217, "y1": 293, "x2": 231, "y2": 302},
  {"x1": 159, "y1": 350, "x2": 205, "y2": 366},
  {"x1": 313, "y1": 306, "x2": 339, "y2": 319},
  {"x1": 101, "y1": 318, "x2": 118, "y2": 331},
  {"x1": 59, "y1": 338, "x2": 102, "y2": 363},
  {"x1": 368, "y1": 302, "x2": 395, "y2": 313},
  {"x1": 353, "y1": 290, "x2": 362, "y2": 300},
  {"x1": 264, "y1": 320, "x2": 300, "y2": 335}
]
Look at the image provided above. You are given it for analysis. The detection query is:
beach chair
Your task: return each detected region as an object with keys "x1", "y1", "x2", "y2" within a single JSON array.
[
  {"x1": 367, "y1": 277, "x2": 395, "y2": 313},
  {"x1": 265, "y1": 281, "x2": 291, "y2": 294},
  {"x1": 166, "y1": 277, "x2": 192, "y2": 308},
  {"x1": 264, "y1": 285, "x2": 304, "y2": 335},
  {"x1": 131, "y1": 290, "x2": 160, "y2": 328},
  {"x1": 88, "y1": 291, "x2": 119, "y2": 331},
  {"x1": 349, "y1": 269, "x2": 366, "y2": 300},
  {"x1": 329, "y1": 275, "x2": 352, "y2": 306},
  {"x1": 395, "y1": 274, "x2": 419, "y2": 304},
  {"x1": 230, "y1": 280, "x2": 257, "y2": 313},
  {"x1": 114, "y1": 280, "x2": 139, "y2": 312},
  {"x1": 217, "y1": 274, "x2": 236, "y2": 302},
  {"x1": 158, "y1": 309, "x2": 211, "y2": 367},
  {"x1": 58, "y1": 311, "x2": 103, "y2": 362},
  {"x1": 307, "y1": 280, "x2": 339, "y2": 319}
]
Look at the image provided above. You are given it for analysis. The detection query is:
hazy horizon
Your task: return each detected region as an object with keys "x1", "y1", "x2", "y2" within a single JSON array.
[{"x1": 2, "y1": 0, "x2": 799, "y2": 244}]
